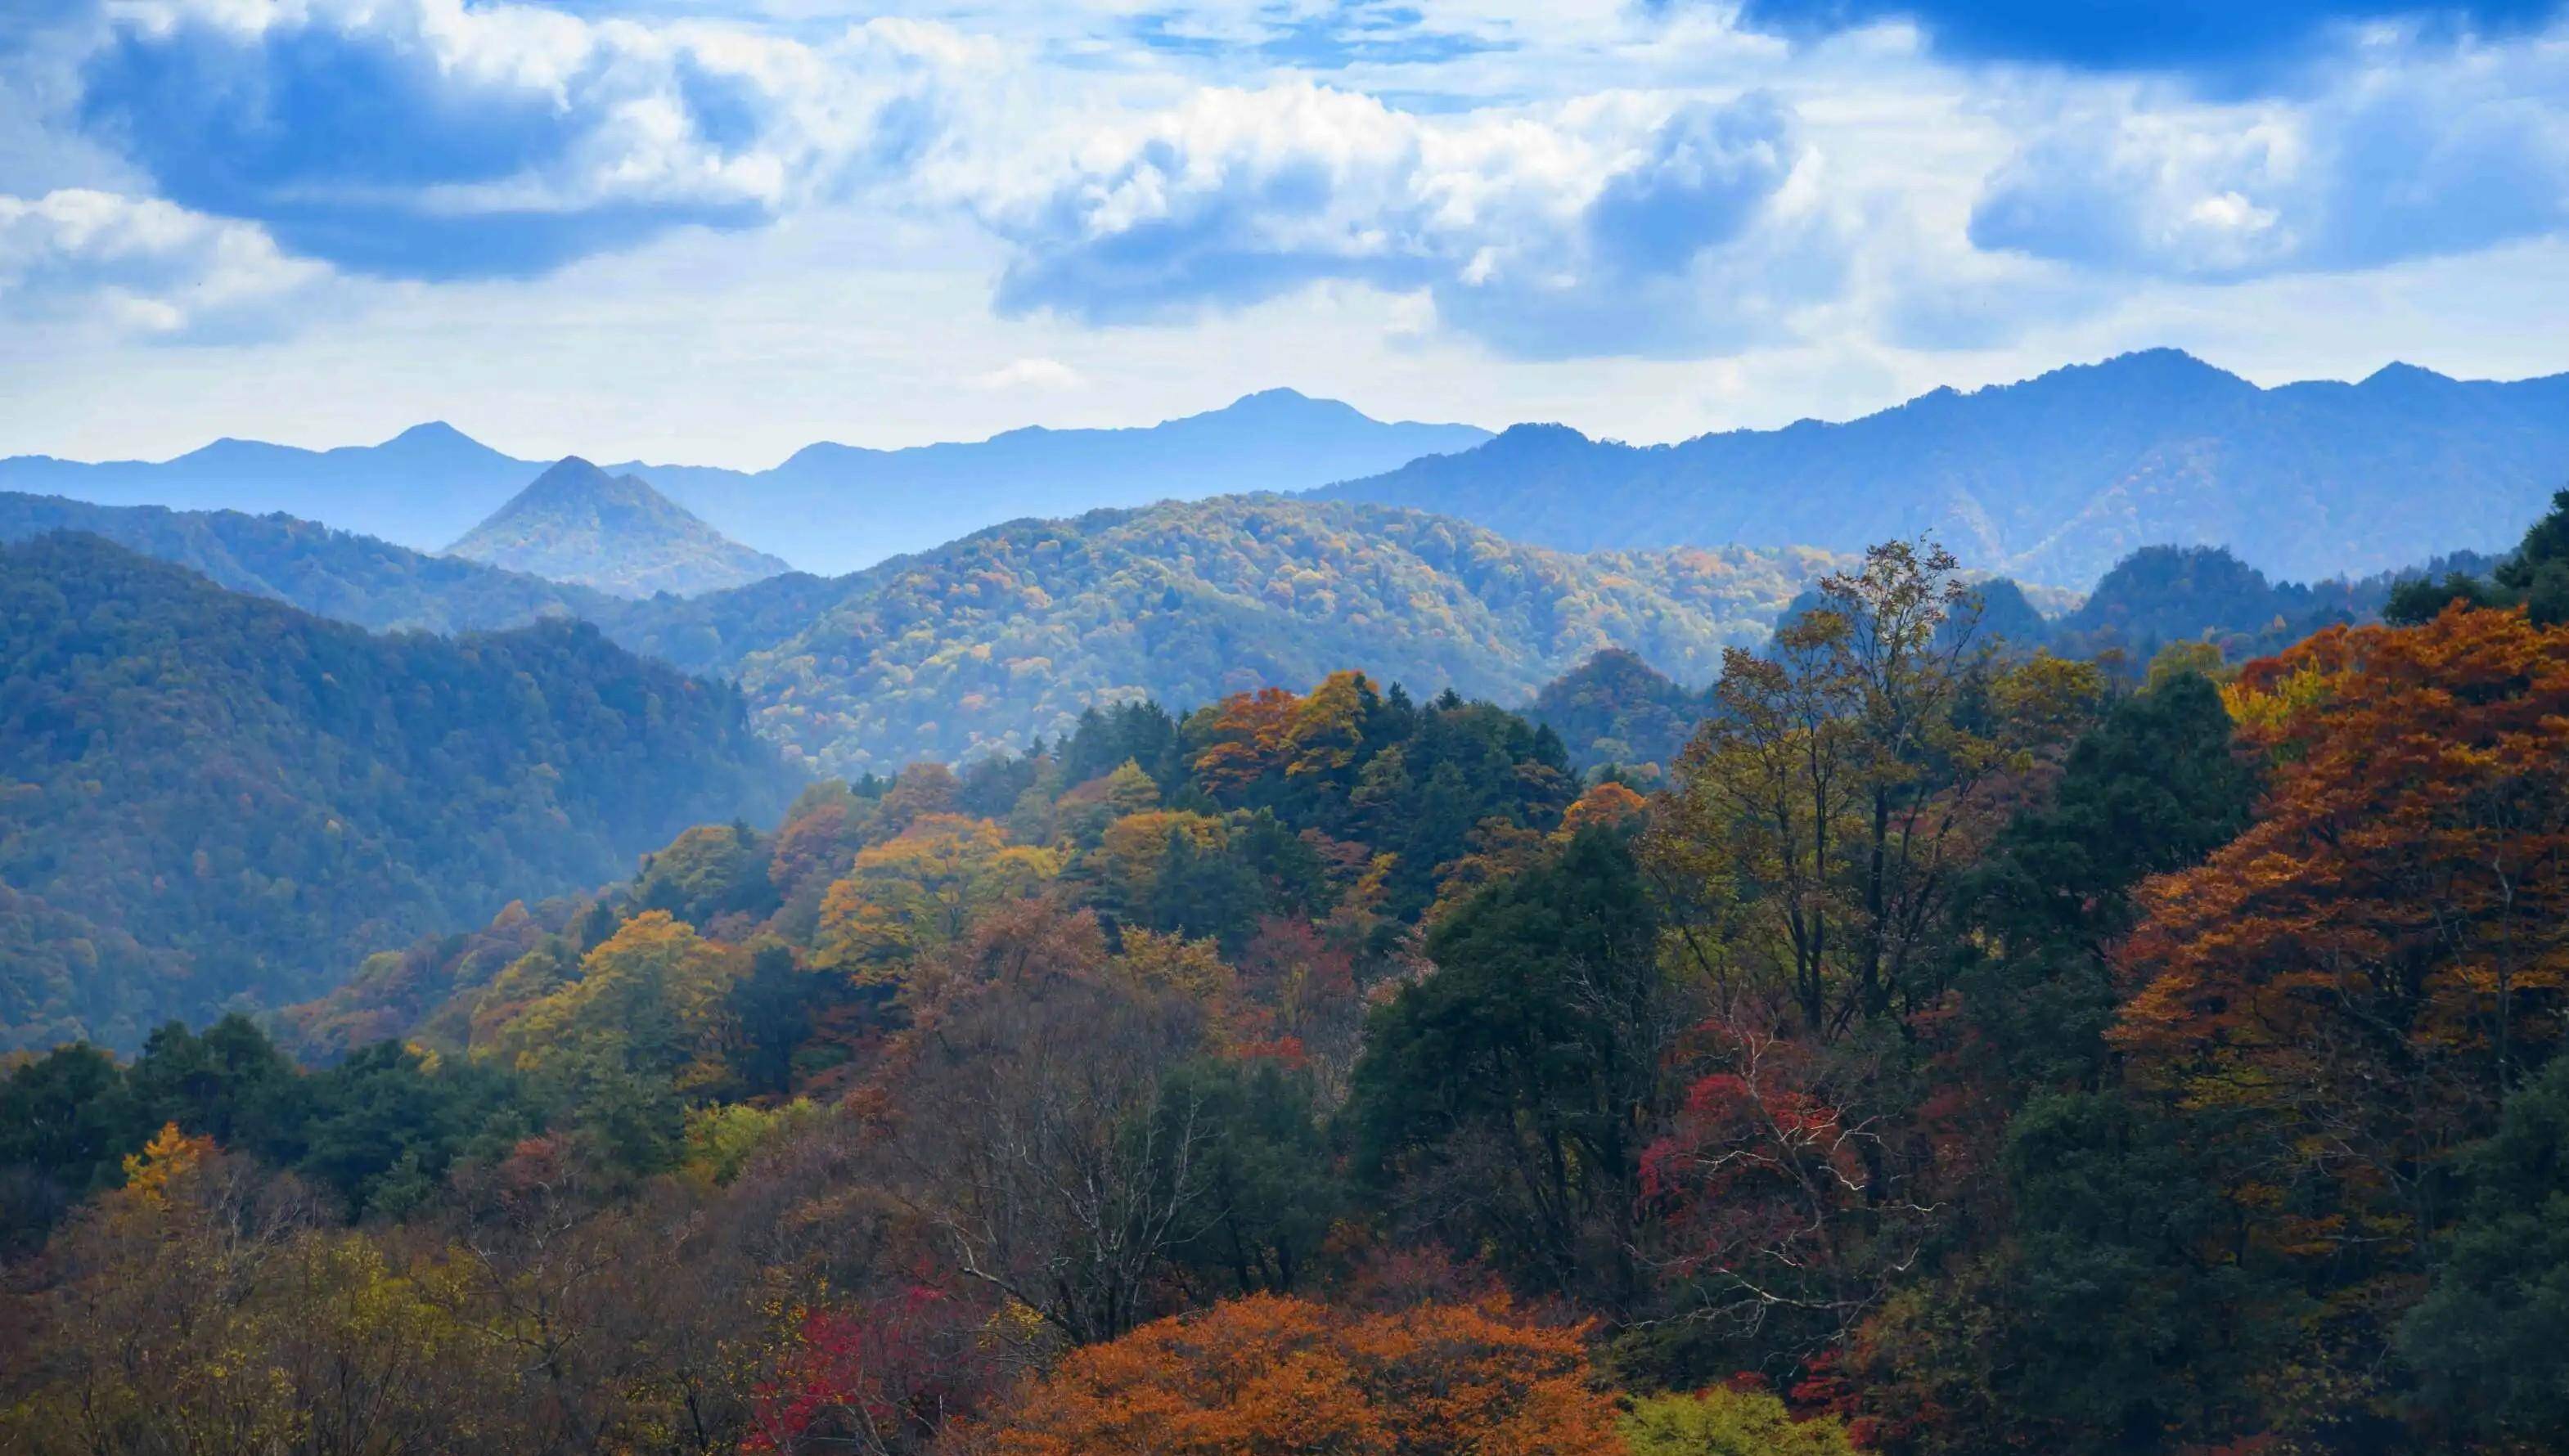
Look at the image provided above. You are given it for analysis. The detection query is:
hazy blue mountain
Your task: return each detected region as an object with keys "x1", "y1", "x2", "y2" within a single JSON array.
[
  {"x1": 1311, "y1": 351, "x2": 2569, "y2": 587},
  {"x1": 601, "y1": 389, "x2": 1491, "y2": 575},
  {"x1": 0, "y1": 488, "x2": 614, "y2": 633},
  {"x1": 0, "y1": 422, "x2": 534, "y2": 551},
  {"x1": 447, "y1": 458, "x2": 791, "y2": 598},
  {"x1": 0, "y1": 390, "x2": 1490, "y2": 574},
  {"x1": 0, "y1": 533, "x2": 797, "y2": 1051}
]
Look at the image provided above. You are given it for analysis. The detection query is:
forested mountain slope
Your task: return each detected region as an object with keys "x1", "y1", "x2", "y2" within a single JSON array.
[
  {"x1": 0, "y1": 489, "x2": 1839, "y2": 774},
  {"x1": 0, "y1": 489, "x2": 613, "y2": 633},
  {"x1": 445, "y1": 458, "x2": 790, "y2": 597},
  {"x1": 0, "y1": 534, "x2": 797, "y2": 1051},
  {"x1": 1314, "y1": 350, "x2": 2569, "y2": 586},
  {"x1": 12, "y1": 510, "x2": 2569, "y2": 1454},
  {"x1": 713, "y1": 496, "x2": 1845, "y2": 775}
]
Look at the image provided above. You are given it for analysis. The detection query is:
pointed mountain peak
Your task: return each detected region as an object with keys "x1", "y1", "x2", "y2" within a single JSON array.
[
  {"x1": 374, "y1": 420, "x2": 515, "y2": 466},
  {"x1": 2361, "y1": 360, "x2": 2456, "y2": 389},
  {"x1": 389, "y1": 420, "x2": 474, "y2": 444},
  {"x1": 529, "y1": 454, "x2": 607, "y2": 483},
  {"x1": 448, "y1": 461, "x2": 787, "y2": 599}
]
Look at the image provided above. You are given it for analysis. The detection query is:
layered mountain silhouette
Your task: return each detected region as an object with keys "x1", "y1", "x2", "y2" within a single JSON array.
[
  {"x1": 0, "y1": 422, "x2": 532, "y2": 551},
  {"x1": 446, "y1": 458, "x2": 790, "y2": 597},
  {"x1": 7, "y1": 481, "x2": 2516, "y2": 780},
  {"x1": 0, "y1": 390, "x2": 1491, "y2": 574},
  {"x1": 1311, "y1": 350, "x2": 2569, "y2": 586},
  {"x1": 0, "y1": 487, "x2": 614, "y2": 633}
]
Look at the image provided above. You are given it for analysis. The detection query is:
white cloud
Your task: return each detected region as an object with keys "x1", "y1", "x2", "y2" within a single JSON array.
[
  {"x1": 1968, "y1": 34, "x2": 2569, "y2": 278},
  {"x1": 0, "y1": 187, "x2": 330, "y2": 337},
  {"x1": 979, "y1": 81, "x2": 1851, "y2": 357},
  {"x1": 71, "y1": 0, "x2": 1006, "y2": 276},
  {"x1": 969, "y1": 355, "x2": 1086, "y2": 389}
]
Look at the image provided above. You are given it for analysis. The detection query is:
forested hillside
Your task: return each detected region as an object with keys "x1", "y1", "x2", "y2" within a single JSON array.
[
  {"x1": 0, "y1": 534, "x2": 797, "y2": 1051},
  {"x1": 1316, "y1": 350, "x2": 2569, "y2": 586},
  {"x1": 11, "y1": 515, "x2": 2569, "y2": 1453},
  {"x1": 0, "y1": 489, "x2": 613, "y2": 632},
  {"x1": 718, "y1": 496, "x2": 1843, "y2": 775},
  {"x1": 1527, "y1": 648, "x2": 1712, "y2": 771},
  {"x1": 2054, "y1": 542, "x2": 2502, "y2": 659},
  {"x1": 446, "y1": 459, "x2": 791, "y2": 597}
]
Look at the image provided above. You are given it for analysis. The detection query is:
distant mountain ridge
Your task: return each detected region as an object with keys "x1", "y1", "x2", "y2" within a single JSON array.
[
  {"x1": 0, "y1": 487, "x2": 1842, "y2": 773},
  {"x1": 446, "y1": 458, "x2": 790, "y2": 597},
  {"x1": 0, "y1": 390, "x2": 1491, "y2": 575},
  {"x1": 0, "y1": 422, "x2": 533, "y2": 553},
  {"x1": 1311, "y1": 350, "x2": 2569, "y2": 586},
  {"x1": 0, "y1": 488, "x2": 616, "y2": 632}
]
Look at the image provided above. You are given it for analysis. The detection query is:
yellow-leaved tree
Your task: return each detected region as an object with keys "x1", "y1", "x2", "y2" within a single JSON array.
[
  {"x1": 813, "y1": 814, "x2": 1060, "y2": 979},
  {"x1": 486, "y1": 910, "x2": 748, "y2": 1091}
]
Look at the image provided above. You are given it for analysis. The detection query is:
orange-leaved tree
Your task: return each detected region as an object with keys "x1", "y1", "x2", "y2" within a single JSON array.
[
  {"x1": 966, "y1": 1292, "x2": 1622, "y2": 1456},
  {"x1": 2113, "y1": 604, "x2": 2569, "y2": 1308}
]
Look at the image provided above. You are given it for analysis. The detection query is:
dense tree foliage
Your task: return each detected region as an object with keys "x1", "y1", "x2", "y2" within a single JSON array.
[
  {"x1": 0, "y1": 534, "x2": 796, "y2": 1051},
  {"x1": 9, "y1": 518, "x2": 2569, "y2": 1455}
]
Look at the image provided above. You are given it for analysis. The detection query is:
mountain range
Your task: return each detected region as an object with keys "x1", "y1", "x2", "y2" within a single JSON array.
[
  {"x1": 445, "y1": 457, "x2": 790, "y2": 597},
  {"x1": 16, "y1": 351, "x2": 2565, "y2": 594},
  {"x1": 0, "y1": 485, "x2": 1841, "y2": 775},
  {"x1": 0, "y1": 488, "x2": 614, "y2": 633},
  {"x1": 1314, "y1": 350, "x2": 2569, "y2": 586},
  {"x1": 0, "y1": 390, "x2": 1491, "y2": 576}
]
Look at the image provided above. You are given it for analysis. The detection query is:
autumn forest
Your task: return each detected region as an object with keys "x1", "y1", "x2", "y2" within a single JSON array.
[{"x1": 7, "y1": 480, "x2": 2569, "y2": 1456}]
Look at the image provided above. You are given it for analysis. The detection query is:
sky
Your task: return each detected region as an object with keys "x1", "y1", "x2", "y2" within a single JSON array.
[{"x1": 2, "y1": 0, "x2": 2565, "y2": 466}]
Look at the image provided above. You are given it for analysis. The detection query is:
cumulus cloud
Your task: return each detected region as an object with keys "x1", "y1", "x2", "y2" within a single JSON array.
[
  {"x1": 983, "y1": 83, "x2": 1846, "y2": 358},
  {"x1": 1968, "y1": 43, "x2": 2569, "y2": 278},
  {"x1": 0, "y1": 187, "x2": 329, "y2": 337},
  {"x1": 69, "y1": 0, "x2": 990, "y2": 278}
]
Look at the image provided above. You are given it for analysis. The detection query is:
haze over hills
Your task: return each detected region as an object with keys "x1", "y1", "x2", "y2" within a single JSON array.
[
  {"x1": 1313, "y1": 350, "x2": 2569, "y2": 587},
  {"x1": 0, "y1": 422, "x2": 534, "y2": 552},
  {"x1": 20, "y1": 351, "x2": 2566, "y2": 593},
  {"x1": 8, "y1": 483, "x2": 2506, "y2": 782},
  {"x1": 614, "y1": 389, "x2": 1494, "y2": 575},
  {"x1": 0, "y1": 488, "x2": 617, "y2": 633},
  {"x1": 0, "y1": 487, "x2": 1840, "y2": 774},
  {"x1": 0, "y1": 533, "x2": 797, "y2": 1052},
  {"x1": 0, "y1": 390, "x2": 1491, "y2": 574},
  {"x1": 445, "y1": 458, "x2": 791, "y2": 598}
]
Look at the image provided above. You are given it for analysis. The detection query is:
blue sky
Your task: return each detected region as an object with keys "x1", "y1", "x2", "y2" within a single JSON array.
[{"x1": 2, "y1": 0, "x2": 2565, "y2": 465}]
